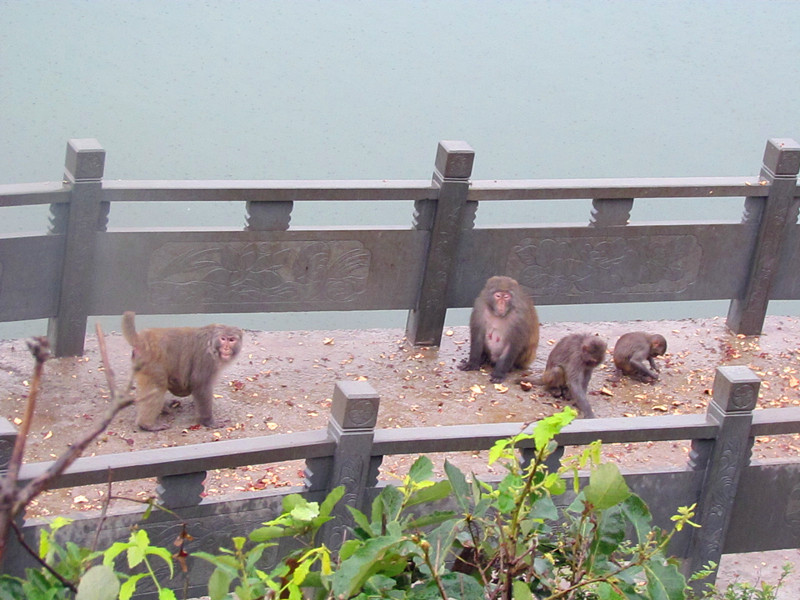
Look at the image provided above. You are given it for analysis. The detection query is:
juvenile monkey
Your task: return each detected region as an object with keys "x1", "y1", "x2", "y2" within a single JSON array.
[
  {"x1": 522, "y1": 333, "x2": 607, "y2": 418},
  {"x1": 122, "y1": 311, "x2": 243, "y2": 431},
  {"x1": 459, "y1": 275, "x2": 539, "y2": 383},
  {"x1": 613, "y1": 332, "x2": 667, "y2": 381}
]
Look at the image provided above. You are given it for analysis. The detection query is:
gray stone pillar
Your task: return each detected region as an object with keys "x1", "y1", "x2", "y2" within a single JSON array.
[
  {"x1": 727, "y1": 138, "x2": 800, "y2": 334},
  {"x1": 683, "y1": 366, "x2": 759, "y2": 588},
  {"x1": 406, "y1": 140, "x2": 475, "y2": 346},
  {"x1": 47, "y1": 139, "x2": 107, "y2": 356},
  {"x1": 321, "y1": 381, "x2": 380, "y2": 551}
]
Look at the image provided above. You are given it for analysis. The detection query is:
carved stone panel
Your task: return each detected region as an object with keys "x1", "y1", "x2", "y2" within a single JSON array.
[
  {"x1": 147, "y1": 241, "x2": 371, "y2": 307},
  {"x1": 505, "y1": 234, "x2": 702, "y2": 297}
]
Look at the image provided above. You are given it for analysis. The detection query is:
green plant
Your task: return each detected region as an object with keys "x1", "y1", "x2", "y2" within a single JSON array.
[
  {"x1": 0, "y1": 518, "x2": 176, "y2": 600},
  {"x1": 688, "y1": 562, "x2": 793, "y2": 600},
  {"x1": 194, "y1": 485, "x2": 344, "y2": 600},
  {"x1": 284, "y1": 407, "x2": 697, "y2": 599}
]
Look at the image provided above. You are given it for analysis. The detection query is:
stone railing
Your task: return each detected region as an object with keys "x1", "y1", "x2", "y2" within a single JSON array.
[
  {"x1": 0, "y1": 138, "x2": 798, "y2": 356},
  {"x1": 2, "y1": 367, "x2": 799, "y2": 597}
]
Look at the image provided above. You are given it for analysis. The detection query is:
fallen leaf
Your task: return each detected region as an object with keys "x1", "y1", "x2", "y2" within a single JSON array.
[
  {"x1": 323, "y1": 337, "x2": 334, "y2": 345},
  {"x1": 266, "y1": 422, "x2": 278, "y2": 430},
  {"x1": 73, "y1": 495, "x2": 89, "y2": 504},
  {"x1": 600, "y1": 387, "x2": 613, "y2": 397},
  {"x1": 493, "y1": 383, "x2": 509, "y2": 393},
  {"x1": 653, "y1": 405, "x2": 668, "y2": 412},
  {"x1": 519, "y1": 380, "x2": 533, "y2": 391},
  {"x1": 470, "y1": 384, "x2": 484, "y2": 395},
  {"x1": 43, "y1": 430, "x2": 53, "y2": 440}
]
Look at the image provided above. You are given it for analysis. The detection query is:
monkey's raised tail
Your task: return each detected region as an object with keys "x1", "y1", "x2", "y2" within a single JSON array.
[{"x1": 122, "y1": 311, "x2": 139, "y2": 346}]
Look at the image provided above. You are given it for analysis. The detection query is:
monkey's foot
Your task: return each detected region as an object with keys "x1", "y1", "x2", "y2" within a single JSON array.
[{"x1": 137, "y1": 421, "x2": 171, "y2": 432}]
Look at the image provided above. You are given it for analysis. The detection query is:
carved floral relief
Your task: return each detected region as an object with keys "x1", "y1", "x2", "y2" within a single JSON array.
[
  {"x1": 147, "y1": 241, "x2": 370, "y2": 306},
  {"x1": 506, "y1": 235, "x2": 701, "y2": 296}
]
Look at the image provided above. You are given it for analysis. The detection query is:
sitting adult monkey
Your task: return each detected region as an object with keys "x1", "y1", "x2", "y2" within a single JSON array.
[
  {"x1": 458, "y1": 275, "x2": 539, "y2": 383},
  {"x1": 122, "y1": 311, "x2": 243, "y2": 431}
]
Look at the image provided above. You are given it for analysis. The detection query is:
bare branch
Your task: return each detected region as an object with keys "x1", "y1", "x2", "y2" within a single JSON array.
[
  {"x1": 11, "y1": 520, "x2": 77, "y2": 594},
  {"x1": 7, "y1": 337, "x2": 49, "y2": 485},
  {"x1": 0, "y1": 327, "x2": 138, "y2": 565},
  {"x1": 13, "y1": 394, "x2": 134, "y2": 515}
]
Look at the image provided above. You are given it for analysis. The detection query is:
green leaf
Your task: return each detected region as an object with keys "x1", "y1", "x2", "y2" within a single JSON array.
[
  {"x1": 102, "y1": 541, "x2": 130, "y2": 567},
  {"x1": 0, "y1": 576, "x2": 25, "y2": 600},
  {"x1": 444, "y1": 460, "x2": 470, "y2": 511},
  {"x1": 512, "y1": 579, "x2": 534, "y2": 600},
  {"x1": 406, "y1": 510, "x2": 457, "y2": 529},
  {"x1": 281, "y1": 493, "x2": 306, "y2": 514},
  {"x1": 423, "y1": 519, "x2": 460, "y2": 570},
  {"x1": 319, "y1": 485, "x2": 345, "y2": 518},
  {"x1": 584, "y1": 463, "x2": 630, "y2": 510},
  {"x1": 408, "y1": 455, "x2": 434, "y2": 483},
  {"x1": 119, "y1": 573, "x2": 147, "y2": 600},
  {"x1": 407, "y1": 480, "x2": 452, "y2": 507},
  {"x1": 533, "y1": 408, "x2": 576, "y2": 450},
  {"x1": 331, "y1": 535, "x2": 404, "y2": 598},
  {"x1": 339, "y1": 539, "x2": 362, "y2": 561},
  {"x1": 347, "y1": 505, "x2": 374, "y2": 537},
  {"x1": 409, "y1": 572, "x2": 484, "y2": 599},
  {"x1": 127, "y1": 545, "x2": 145, "y2": 569},
  {"x1": 290, "y1": 501, "x2": 319, "y2": 522},
  {"x1": 193, "y1": 552, "x2": 240, "y2": 574},
  {"x1": 249, "y1": 525, "x2": 285, "y2": 542},
  {"x1": 75, "y1": 565, "x2": 120, "y2": 600},
  {"x1": 543, "y1": 472, "x2": 566, "y2": 496},
  {"x1": 620, "y1": 493, "x2": 653, "y2": 544},
  {"x1": 596, "y1": 581, "x2": 625, "y2": 599},
  {"x1": 529, "y1": 493, "x2": 558, "y2": 521},
  {"x1": 488, "y1": 438, "x2": 512, "y2": 464},
  {"x1": 158, "y1": 588, "x2": 177, "y2": 600},
  {"x1": 374, "y1": 485, "x2": 403, "y2": 523},
  {"x1": 590, "y1": 504, "x2": 626, "y2": 560},
  {"x1": 291, "y1": 559, "x2": 312, "y2": 586},
  {"x1": 643, "y1": 558, "x2": 686, "y2": 600}
]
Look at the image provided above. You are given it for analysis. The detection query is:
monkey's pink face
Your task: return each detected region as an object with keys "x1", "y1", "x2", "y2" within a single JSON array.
[
  {"x1": 216, "y1": 335, "x2": 240, "y2": 361},
  {"x1": 492, "y1": 290, "x2": 512, "y2": 317}
]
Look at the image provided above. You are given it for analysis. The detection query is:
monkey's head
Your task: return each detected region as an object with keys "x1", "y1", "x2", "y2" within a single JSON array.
[
  {"x1": 581, "y1": 337, "x2": 607, "y2": 367},
  {"x1": 484, "y1": 276, "x2": 520, "y2": 318},
  {"x1": 214, "y1": 327, "x2": 243, "y2": 362},
  {"x1": 650, "y1": 334, "x2": 667, "y2": 357}
]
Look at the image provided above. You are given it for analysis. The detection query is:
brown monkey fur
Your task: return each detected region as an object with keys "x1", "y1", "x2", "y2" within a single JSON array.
[
  {"x1": 458, "y1": 275, "x2": 539, "y2": 383},
  {"x1": 522, "y1": 333, "x2": 607, "y2": 418},
  {"x1": 613, "y1": 332, "x2": 667, "y2": 381},
  {"x1": 122, "y1": 311, "x2": 243, "y2": 431}
]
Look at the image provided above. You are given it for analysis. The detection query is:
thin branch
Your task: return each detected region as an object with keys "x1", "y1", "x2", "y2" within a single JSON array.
[
  {"x1": 13, "y1": 394, "x2": 134, "y2": 515},
  {"x1": 12, "y1": 324, "x2": 138, "y2": 514},
  {"x1": 6, "y1": 337, "x2": 49, "y2": 485},
  {"x1": 11, "y1": 520, "x2": 78, "y2": 594}
]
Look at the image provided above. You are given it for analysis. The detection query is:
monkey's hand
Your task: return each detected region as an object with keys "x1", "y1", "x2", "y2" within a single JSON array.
[{"x1": 489, "y1": 371, "x2": 508, "y2": 383}]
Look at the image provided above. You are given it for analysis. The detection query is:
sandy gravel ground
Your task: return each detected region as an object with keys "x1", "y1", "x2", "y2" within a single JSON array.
[{"x1": 1, "y1": 315, "x2": 798, "y2": 595}]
